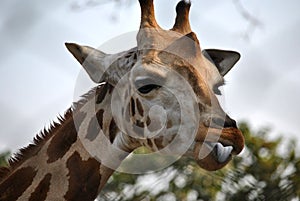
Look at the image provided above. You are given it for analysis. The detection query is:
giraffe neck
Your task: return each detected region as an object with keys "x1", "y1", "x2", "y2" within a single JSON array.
[{"x1": 0, "y1": 83, "x2": 137, "y2": 201}]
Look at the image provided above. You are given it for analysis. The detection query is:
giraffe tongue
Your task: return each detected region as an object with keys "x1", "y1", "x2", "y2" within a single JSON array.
[{"x1": 209, "y1": 142, "x2": 233, "y2": 163}]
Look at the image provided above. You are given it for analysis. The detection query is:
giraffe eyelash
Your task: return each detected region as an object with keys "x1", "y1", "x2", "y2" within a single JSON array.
[
  {"x1": 213, "y1": 87, "x2": 222, "y2": 95},
  {"x1": 213, "y1": 81, "x2": 225, "y2": 95}
]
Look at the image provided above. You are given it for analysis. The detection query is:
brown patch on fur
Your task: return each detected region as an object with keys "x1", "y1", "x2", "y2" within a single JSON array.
[
  {"x1": 135, "y1": 120, "x2": 144, "y2": 128},
  {"x1": 0, "y1": 167, "x2": 37, "y2": 201},
  {"x1": 29, "y1": 173, "x2": 52, "y2": 201},
  {"x1": 146, "y1": 116, "x2": 151, "y2": 127},
  {"x1": 0, "y1": 167, "x2": 10, "y2": 181},
  {"x1": 147, "y1": 139, "x2": 153, "y2": 147},
  {"x1": 220, "y1": 127, "x2": 244, "y2": 154},
  {"x1": 64, "y1": 152, "x2": 101, "y2": 201},
  {"x1": 47, "y1": 111, "x2": 86, "y2": 163},
  {"x1": 153, "y1": 137, "x2": 164, "y2": 150},
  {"x1": 130, "y1": 97, "x2": 136, "y2": 117},
  {"x1": 173, "y1": 62, "x2": 212, "y2": 106},
  {"x1": 125, "y1": 103, "x2": 131, "y2": 123},
  {"x1": 97, "y1": 109, "x2": 104, "y2": 129},
  {"x1": 198, "y1": 103, "x2": 206, "y2": 113},
  {"x1": 108, "y1": 119, "x2": 118, "y2": 143},
  {"x1": 136, "y1": 98, "x2": 144, "y2": 116},
  {"x1": 86, "y1": 109, "x2": 104, "y2": 141},
  {"x1": 166, "y1": 119, "x2": 173, "y2": 129},
  {"x1": 133, "y1": 120, "x2": 145, "y2": 137},
  {"x1": 96, "y1": 83, "x2": 112, "y2": 104}
]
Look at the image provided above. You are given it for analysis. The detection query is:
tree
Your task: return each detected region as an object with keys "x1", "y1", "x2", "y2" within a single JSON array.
[
  {"x1": 99, "y1": 123, "x2": 300, "y2": 201},
  {"x1": 1, "y1": 123, "x2": 299, "y2": 200},
  {"x1": 220, "y1": 123, "x2": 300, "y2": 201}
]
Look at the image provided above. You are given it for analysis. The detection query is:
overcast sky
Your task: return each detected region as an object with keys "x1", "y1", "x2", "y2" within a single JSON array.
[{"x1": 0, "y1": 0, "x2": 299, "y2": 153}]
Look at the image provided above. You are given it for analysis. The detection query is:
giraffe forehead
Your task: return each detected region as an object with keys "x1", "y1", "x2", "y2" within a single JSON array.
[
  {"x1": 127, "y1": 59, "x2": 221, "y2": 112},
  {"x1": 129, "y1": 59, "x2": 212, "y2": 102},
  {"x1": 137, "y1": 28, "x2": 184, "y2": 51},
  {"x1": 129, "y1": 60, "x2": 168, "y2": 87},
  {"x1": 166, "y1": 54, "x2": 224, "y2": 88}
]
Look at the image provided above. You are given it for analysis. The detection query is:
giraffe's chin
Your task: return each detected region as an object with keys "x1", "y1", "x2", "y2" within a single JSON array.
[
  {"x1": 193, "y1": 126, "x2": 244, "y2": 171},
  {"x1": 193, "y1": 142, "x2": 232, "y2": 171}
]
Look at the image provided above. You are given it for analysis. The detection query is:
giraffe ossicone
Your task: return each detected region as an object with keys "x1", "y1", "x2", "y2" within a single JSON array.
[{"x1": 0, "y1": 0, "x2": 244, "y2": 200}]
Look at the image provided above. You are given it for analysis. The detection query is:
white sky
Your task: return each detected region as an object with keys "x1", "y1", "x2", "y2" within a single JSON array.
[{"x1": 0, "y1": 0, "x2": 299, "y2": 153}]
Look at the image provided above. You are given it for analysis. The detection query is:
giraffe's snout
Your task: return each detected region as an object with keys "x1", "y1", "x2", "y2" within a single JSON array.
[{"x1": 223, "y1": 115, "x2": 237, "y2": 128}]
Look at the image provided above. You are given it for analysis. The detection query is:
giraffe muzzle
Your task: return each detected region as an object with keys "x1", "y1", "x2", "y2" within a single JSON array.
[{"x1": 193, "y1": 123, "x2": 244, "y2": 171}]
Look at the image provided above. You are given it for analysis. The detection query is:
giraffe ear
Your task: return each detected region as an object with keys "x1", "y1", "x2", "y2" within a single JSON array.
[
  {"x1": 203, "y1": 49, "x2": 241, "y2": 76},
  {"x1": 65, "y1": 42, "x2": 108, "y2": 83}
]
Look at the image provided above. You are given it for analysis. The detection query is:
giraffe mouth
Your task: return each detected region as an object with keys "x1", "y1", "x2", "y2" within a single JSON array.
[
  {"x1": 194, "y1": 126, "x2": 244, "y2": 171},
  {"x1": 205, "y1": 142, "x2": 234, "y2": 163},
  {"x1": 199, "y1": 127, "x2": 244, "y2": 154}
]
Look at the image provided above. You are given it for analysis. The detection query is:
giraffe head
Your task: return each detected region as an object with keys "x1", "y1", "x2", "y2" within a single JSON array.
[{"x1": 65, "y1": 0, "x2": 244, "y2": 171}]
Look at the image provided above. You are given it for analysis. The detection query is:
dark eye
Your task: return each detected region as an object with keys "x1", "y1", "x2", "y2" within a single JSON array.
[{"x1": 138, "y1": 84, "x2": 161, "y2": 94}]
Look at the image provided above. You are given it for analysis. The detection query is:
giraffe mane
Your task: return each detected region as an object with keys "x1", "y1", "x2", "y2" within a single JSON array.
[{"x1": 0, "y1": 83, "x2": 108, "y2": 182}]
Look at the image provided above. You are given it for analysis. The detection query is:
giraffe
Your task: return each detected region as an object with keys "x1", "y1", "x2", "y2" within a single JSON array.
[{"x1": 0, "y1": 0, "x2": 244, "y2": 200}]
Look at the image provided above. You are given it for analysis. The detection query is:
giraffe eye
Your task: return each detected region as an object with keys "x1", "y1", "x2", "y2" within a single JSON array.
[
  {"x1": 135, "y1": 76, "x2": 163, "y2": 94},
  {"x1": 138, "y1": 84, "x2": 161, "y2": 94}
]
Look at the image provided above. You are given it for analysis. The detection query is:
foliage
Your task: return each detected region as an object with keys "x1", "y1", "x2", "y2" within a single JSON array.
[
  {"x1": 99, "y1": 122, "x2": 300, "y2": 201},
  {"x1": 0, "y1": 152, "x2": 9, "y2": 168},
  {"x1": 0, "y1": 123, "x2": 299, "y2": 200}
]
